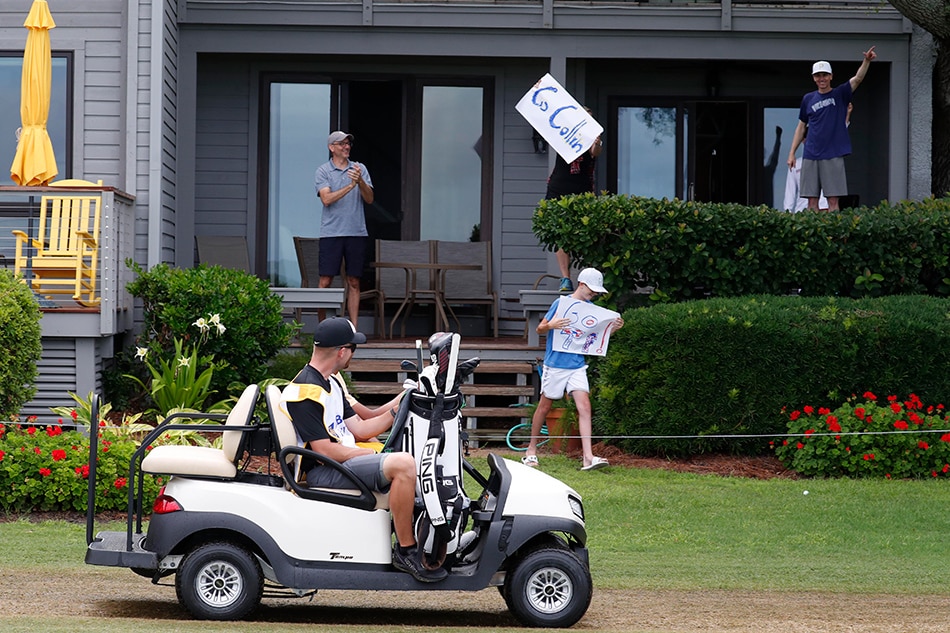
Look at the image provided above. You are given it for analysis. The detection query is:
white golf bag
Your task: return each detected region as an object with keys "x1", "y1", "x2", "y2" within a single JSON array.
[{"x1": 388, "y1": 332, "x2": 479, "y2": 569}]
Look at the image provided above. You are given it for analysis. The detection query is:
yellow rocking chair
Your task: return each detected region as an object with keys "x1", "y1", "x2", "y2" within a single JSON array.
[{"x1": 12, "y1": 191, "x2": 102, "y2": 306}]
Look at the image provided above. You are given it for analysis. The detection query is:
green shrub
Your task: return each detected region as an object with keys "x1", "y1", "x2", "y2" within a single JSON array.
[
  {"x1": 0, "y1": 270, "x2": 42, "y2": 420},
  {"x1": 125, "y1": 262, "x2": 295, "y2": 398},
  {"x1": 774, "y1": 393, "x2": 950, "y2": 478},
  {"x1": 533, "y1": 195, "x2": 950, "y2": 308},
  {"x1": 267, "y1": 348, "x2": 311, "y2": 381},
  {"x1": 594, "y1": 295, "x2": 950, "y2": 457},
  {"x1": 0, "y1": 420, "x2": 162, "y2": 512}
]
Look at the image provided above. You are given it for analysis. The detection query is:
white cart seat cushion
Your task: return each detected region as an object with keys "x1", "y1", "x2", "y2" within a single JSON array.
[{"x1": 142, "y1": 445, "x2": 238, "y2": 479}]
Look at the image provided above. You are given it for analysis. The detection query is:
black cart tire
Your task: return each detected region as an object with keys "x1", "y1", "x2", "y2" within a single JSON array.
[
  {"x1": 175, "y1": 541, "x2": 263, "y2": 620},
  {"x1": 503, "y1": 547, "x2": 592, "y2": 628}
]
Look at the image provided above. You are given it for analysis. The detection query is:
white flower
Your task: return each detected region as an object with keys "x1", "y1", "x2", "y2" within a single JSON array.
[
  {"x1": 209, "y1": 313, "x2": 222, "y2": 325},
  {"x1": 135, "y1": 347, "x2": 148, "y2": 361},
  {"x1": 193, "y1": 317, "x2": 209, "y2": 333},
  {"x1": 215, "y1": 322, "x2": 227, "y2": 335},
  {"x1": 177, "y1": 356, "x2": 191, "y2": 369}
]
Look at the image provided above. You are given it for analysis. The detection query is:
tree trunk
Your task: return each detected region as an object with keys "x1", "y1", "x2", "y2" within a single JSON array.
[{"x1": 935, "y1": 39, "x2": 950, "y2": 197}]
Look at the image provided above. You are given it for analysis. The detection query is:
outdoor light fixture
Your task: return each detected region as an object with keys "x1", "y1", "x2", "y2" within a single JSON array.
[{"x1": 531, "y1": 128, "x2": 548, "y2": 154}]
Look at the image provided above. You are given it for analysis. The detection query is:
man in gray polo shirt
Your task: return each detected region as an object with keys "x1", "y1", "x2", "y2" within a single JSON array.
[{"x1": 314, "y1": 131, "x2": 375, "y2": 325}]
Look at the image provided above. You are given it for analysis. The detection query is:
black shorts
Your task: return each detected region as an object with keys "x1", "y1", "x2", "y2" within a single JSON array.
[{"x1": 319, "y1": 236, "x2": 367, "y2": 278}]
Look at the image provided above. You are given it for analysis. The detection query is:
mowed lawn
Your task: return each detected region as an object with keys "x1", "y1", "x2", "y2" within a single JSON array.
[{"x1": 2, "y1": 453, "x2": 950, "y2": 632}]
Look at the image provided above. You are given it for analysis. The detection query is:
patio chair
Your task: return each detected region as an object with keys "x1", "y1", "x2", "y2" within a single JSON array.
[
  {"x1": 195, "y1": 235, "x2": 251, "y2": 273},
  {"x1": 436, "y1": 240, "x2": 498, "y2": 337},
  {"x1": 12, "y1": 191, "x2": 102, "y2": 306},
  {"x1": 292, "y1": 236, "x2": 384, "y2": 336}
]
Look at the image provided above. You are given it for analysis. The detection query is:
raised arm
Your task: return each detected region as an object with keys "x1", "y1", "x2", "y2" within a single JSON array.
[{"x1": 849, "y1": 46, "x2": 876, "y2": 92}]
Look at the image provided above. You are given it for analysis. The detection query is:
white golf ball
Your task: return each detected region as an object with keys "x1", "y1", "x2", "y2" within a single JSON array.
[{"x1": 803, "y1": 490, "x2": 809, "y2": 496}]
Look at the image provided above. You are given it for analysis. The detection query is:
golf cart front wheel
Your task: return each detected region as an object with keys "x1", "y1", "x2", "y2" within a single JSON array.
[
  {"x1": 176, "y1": 541, "x2": 263, "y2": 620},
  {"x1": 504, "y1": 548, "x2": 592, "y2": 628}
]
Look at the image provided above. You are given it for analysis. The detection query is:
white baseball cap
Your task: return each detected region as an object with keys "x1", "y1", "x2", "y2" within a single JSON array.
[
  {"x1": 812, "y1": 61, "x2": 833, "y2": 75},
  {"x1": 577, "y1": 268, "x2": 607, "y2": 293}
]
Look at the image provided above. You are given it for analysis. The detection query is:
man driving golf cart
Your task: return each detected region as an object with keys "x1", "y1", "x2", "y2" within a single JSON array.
[{"x1": 279, "y1": 318, "x2": 446, "y2": 582}]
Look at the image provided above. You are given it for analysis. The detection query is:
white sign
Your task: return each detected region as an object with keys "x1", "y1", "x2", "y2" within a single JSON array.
[
  {"x1": 549, "y1": 297, "x2": 620, "y2": 357},
  {"x1": 515, "y1": 74, "x2": 604, "y2": 163}
]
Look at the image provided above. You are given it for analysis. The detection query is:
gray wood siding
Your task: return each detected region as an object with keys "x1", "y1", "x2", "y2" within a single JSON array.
[
  {"x1": 498, "y1": 64, "x2": 551, "y2": 312},
  {"x1": 193, "y1": 58, "x2": 252, "y2": 245},
  {"x1": 20, "y1": 338, "x2": 104, "y2": 422}
]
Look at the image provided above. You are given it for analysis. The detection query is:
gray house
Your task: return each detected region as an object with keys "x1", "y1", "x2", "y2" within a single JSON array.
[{"x1": 0, "y1": 0, "x2": 933, "y2": 417}]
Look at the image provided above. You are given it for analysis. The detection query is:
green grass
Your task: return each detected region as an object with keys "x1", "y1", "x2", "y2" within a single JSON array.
[{"x1": 3, "y1": 453, "x2": 950, "y2": 633}]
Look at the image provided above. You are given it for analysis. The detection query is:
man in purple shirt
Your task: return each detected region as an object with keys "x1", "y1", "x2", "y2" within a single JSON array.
[{"x1": 786, "y1": 46, "x2": 876, "y2": 212}]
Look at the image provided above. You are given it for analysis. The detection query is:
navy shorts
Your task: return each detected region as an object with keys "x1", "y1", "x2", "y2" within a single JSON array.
[{"x1": 319, "y1": 236, "x2": 367, "y2": 278}]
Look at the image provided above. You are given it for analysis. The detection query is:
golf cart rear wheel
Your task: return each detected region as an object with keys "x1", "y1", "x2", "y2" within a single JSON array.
[
  {"x1": 175, "y1": 541, "x2": 263, "y2": 620},
  {"x1": 504, "y1": 548, "x2": 592, "y2": 628}
]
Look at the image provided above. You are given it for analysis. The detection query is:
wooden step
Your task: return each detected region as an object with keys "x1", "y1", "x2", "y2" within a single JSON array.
[
  {"x1": 460, "y1": 406, "x2": 531, "y2": 419},
  {"x1": 350, "y1": 382, "x2": 534, "y2": 397},
  {"x1": 347, "y1": 359, "x2": 537, "y2": 375}
]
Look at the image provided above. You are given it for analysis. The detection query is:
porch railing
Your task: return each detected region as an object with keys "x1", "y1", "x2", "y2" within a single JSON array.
[{"x1": 0, "y1": 185, "x2": 135, "y2": 338}]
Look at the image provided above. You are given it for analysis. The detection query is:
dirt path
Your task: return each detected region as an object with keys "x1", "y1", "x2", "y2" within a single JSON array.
[{"x1": 2, "y1": 567, "x2": 948, "y2": 631}]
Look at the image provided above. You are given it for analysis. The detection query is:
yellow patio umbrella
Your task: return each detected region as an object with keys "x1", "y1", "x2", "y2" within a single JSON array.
[{"x1": 9, "y1": 0, "x2": 58, "y2": 186}]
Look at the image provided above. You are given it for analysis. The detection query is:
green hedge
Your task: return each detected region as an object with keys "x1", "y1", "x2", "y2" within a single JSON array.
[
  {"x1": 533, "y1": 195, "x2": 950, "y2": 306},
  {"x1": 0, "y1": 270, "x2": 42, "y2": 420},
  {"x1": 593, "y1": 295, "x2": 950, "y2": 456}
]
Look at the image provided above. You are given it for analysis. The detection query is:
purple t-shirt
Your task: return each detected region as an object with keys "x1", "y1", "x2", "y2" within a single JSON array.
[{"x1": 799, "y1": 82, "x2": 852, "y2": 161}]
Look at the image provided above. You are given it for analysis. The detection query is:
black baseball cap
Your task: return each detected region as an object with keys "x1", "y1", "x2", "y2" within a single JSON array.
[{"x1": 313, "y1": 318, "x2": 367, "y2": 347}]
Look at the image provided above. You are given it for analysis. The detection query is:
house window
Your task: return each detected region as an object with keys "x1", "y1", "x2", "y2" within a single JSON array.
[
  {"x1": 0, "y1": 53, "x2": 70, "y2": 181},
  {"x1": 266, "y1": 81, "x2": 331, "y2": 287},
  {"x1": 419, "y1": 85, "x2": 485, "y2": 242},
  {"x1": 616, "y1": 105, "x2": 681, "y2": 199}
]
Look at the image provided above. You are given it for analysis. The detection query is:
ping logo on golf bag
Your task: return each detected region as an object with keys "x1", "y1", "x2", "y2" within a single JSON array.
[{"x1": 420, "y1": 440, "x2": 438, "y2": 495}]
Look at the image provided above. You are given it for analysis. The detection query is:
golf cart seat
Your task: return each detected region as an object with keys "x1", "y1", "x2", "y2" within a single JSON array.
[
  {"x1": 141, "y1": 384, "x2": 260, "y2": 479},
  {"x1": 266, "y1": 384, "x2": 388, "y2": 511}
]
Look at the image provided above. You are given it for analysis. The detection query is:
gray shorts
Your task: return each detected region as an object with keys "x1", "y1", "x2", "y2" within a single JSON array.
[
  {"x1": 800, "y1": 157, "x2": 848, "y2": 198},
  {"x1": 306, "y1": 452, "x2": 390, "y2": 492}
]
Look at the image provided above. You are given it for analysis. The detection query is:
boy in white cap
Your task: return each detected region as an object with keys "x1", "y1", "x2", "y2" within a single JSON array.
[
  {"x1": 522, "y1": 268, "x2": 624, "y2": 471},
  {"x1": 785, "y1": 46, "x2": 875, "y2": 211}
]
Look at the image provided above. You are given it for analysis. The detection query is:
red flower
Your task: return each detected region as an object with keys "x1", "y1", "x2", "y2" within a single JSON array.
[
  {"x1": 863, "y1": 453, "x2": 876, "y2": 461},
  {"x1": 75, "y1": 464, "x2": 89, "y2": 479},
  {"x1": 782, "y1": 439, "x2": 789, "y2": 446},
  {"x1": 52, "y1": 449, "x2": 67, "y2": 461},
  {"x1": 796, "y1": 442, "x2": 804, "y2": 450},
  {"x1": 70, "y1": 409, "x2": 78, "y2": 420},
  {"x1": 908, "y1": 412, "x2": 923, "y2": 425},
  {"x1": 804, "y1": 429, "x2": 815, "y2": 437},
  {"x1": 888, "y1": 395, "x2": 898, "y2": 402},
  {"x1": 885, "y1": 473, "x2": 891, "y2": 479},
  {"x1": 26, "y1": 427, "x2": 36, "y2": 436},
  {"x1": 99, "y1": 420, "x2": 106, "y2": 427},
  {"x1": 803, "y1": 406, "x2": 814, "y2": 415},
  {"x1": 33, "y1": 446, "x2": 42, "y2": 455},
  {"x1": 863, "y1": 391, "x2": 877, "y2": 401},
  {"x1": 943, "y1": 464, "x2": 950, "y2": 474},
  {"x1": 39, "y1": 468, "x2": 51, "y2": 477},
  {"x1": 918, "y1": 441, "x2": 930, "y2": 450},
  {"x1": 854, "y1": 407, "x2": 866, "y2": 419},
  {"x1": 826, "y1": 416, "x2": 841, "y2": 433},
  {"x1": 893, "y1": 420, "x2": 909, "y2": 431},
  {"x1": 789, "y1": 410, "x2": 801, "y2": 421},
  {"x1": 114, "y1": 477, "x2": 127, "y2": 489},
  {"x1": 0, "y1": 450, "x2": 4, "y2": 461},
  {"x1": 818, "y1": 407, "x2": 831, "y2": 416},
  {"x1": 890, "y1": 403, "x2": 902, "y2": 414},
  {"x1": 933, "y1": 471, "x2": 939, "y2": 478}
]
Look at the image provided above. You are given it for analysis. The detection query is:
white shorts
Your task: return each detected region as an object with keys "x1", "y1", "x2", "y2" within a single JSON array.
[{"x1": 540, "y1": 365, "x2": 589, "y2": 400}]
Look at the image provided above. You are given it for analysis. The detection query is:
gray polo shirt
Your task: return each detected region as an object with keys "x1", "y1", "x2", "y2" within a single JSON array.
[{"x1": 314, "y1": 159, "x2": 372, "y2": 238}]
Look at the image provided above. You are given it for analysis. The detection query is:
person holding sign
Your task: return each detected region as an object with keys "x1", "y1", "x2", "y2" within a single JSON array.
[
  {"x1": 545, "y1": 110, "x2": 602, "y2": 292},
  {"x1": 522, "y1": 268, "x2": 623, "y2": 471}
]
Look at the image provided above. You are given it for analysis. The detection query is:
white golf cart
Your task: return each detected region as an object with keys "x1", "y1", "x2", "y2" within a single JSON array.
[{"x1": 84, "y1": 333, "x2": 592, "y2": 628}]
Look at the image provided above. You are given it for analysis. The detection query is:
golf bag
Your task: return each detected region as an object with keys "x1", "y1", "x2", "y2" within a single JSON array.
[{"x1": 389, "y1": 332, "x2": 480, "y2": 569}]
